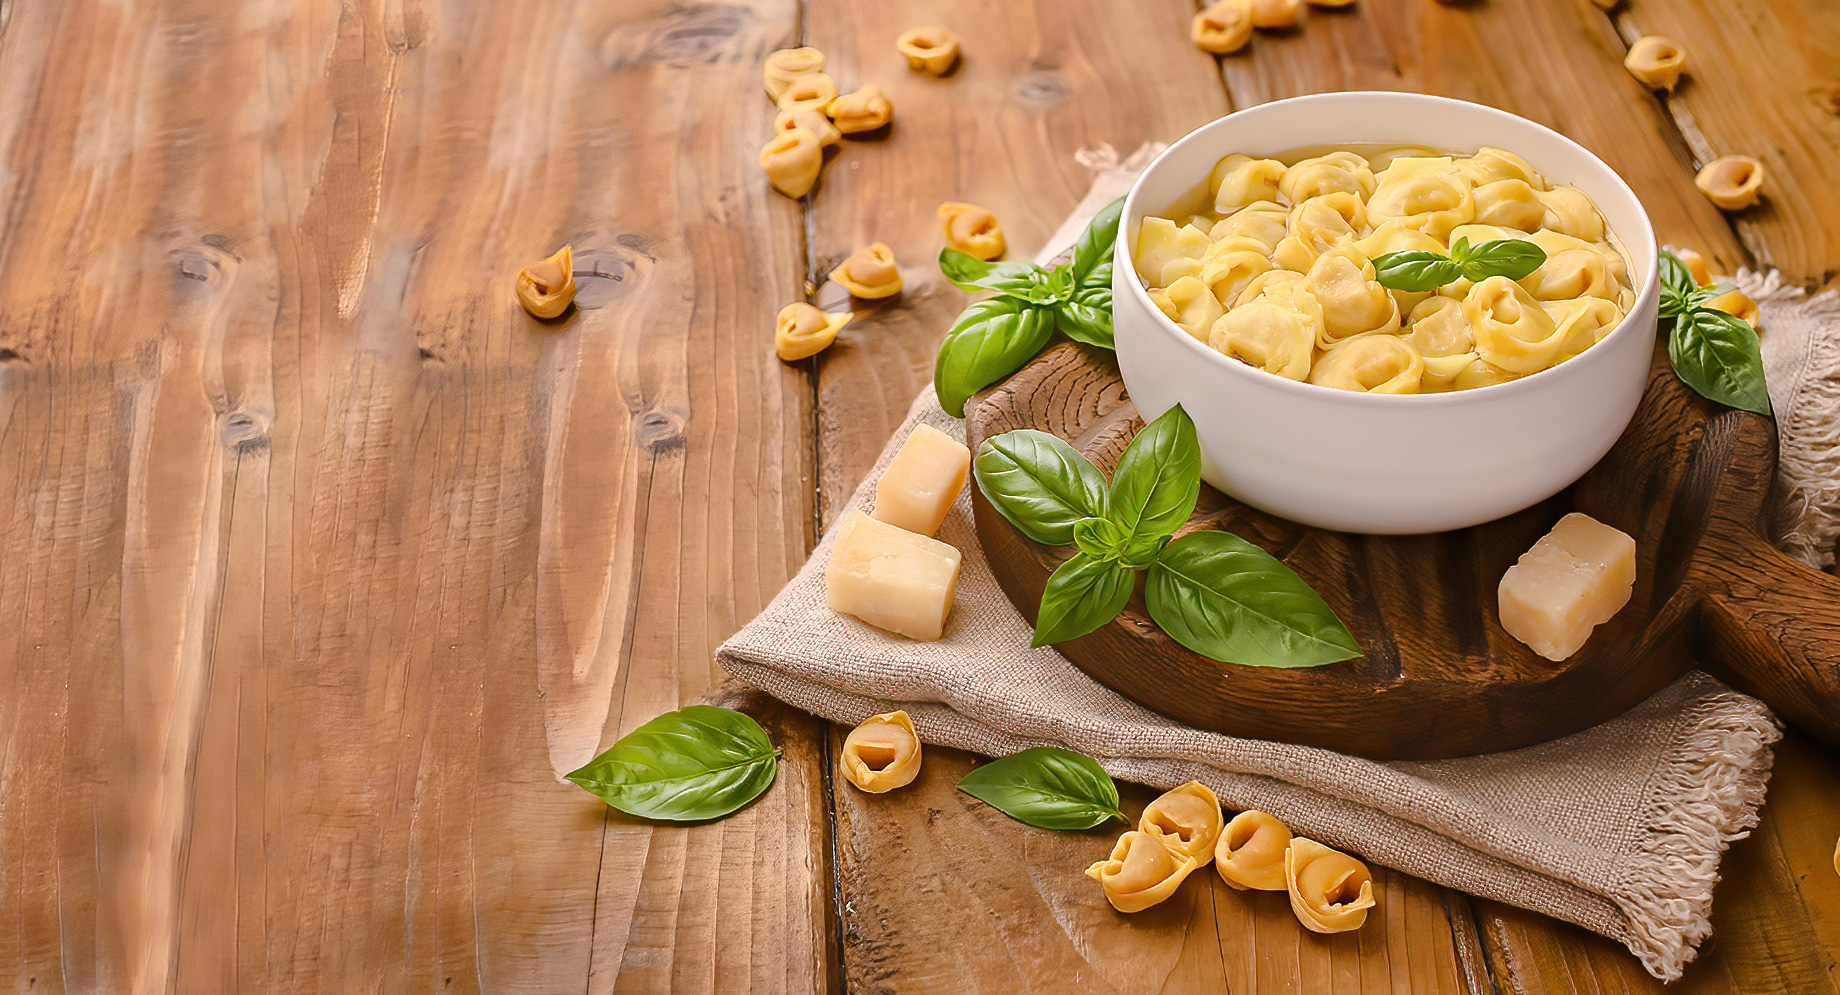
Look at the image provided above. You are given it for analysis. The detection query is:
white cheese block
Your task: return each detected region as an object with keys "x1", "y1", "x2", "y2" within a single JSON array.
[
  {"x1": 1498, "y1": 512, "x2": 1636, "y2": 661},
  {"x1": 826, "y1": 511, "x2": 962, "y2": 641},
  {"x1": 871, "y1": 424, "x2": 970, "y2": 537}
]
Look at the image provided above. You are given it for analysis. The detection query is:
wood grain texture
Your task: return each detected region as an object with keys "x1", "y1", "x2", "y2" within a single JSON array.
[
  {"x1": 1205, "y1": 0, "x2": 1749, "y2": 274},
  {"x1": 1474, "y1": 730, "x2": 1840, "y2": 994},
  {"x1": 0, "y1": 0, "x2": 833, "y2": 991},
  {"x1": 1605, "y1": 0, "x2": 1840, "y2": 287}
]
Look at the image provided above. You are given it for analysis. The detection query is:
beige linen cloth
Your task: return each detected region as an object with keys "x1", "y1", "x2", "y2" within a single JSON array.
[{"x1": 718, "y1": 145, "x2": 1840, "y2": 981}]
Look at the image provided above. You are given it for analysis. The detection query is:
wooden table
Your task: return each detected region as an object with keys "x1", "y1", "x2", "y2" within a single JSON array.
[{"x1": 4, "y1": 0, "x2": 1838, "y2": 991}]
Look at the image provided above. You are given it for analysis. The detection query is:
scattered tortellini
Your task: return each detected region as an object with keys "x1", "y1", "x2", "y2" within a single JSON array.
[
  {"x1": 839, "y1": 710, "x2": 923, "y2": 792},
  {"x1": 1085, "y1": 830, "x2": 1203, "y2": 913},
  {"x1": 1285, "y1": 837, "x2": 1376, "y2": 933},
  {"x1": 1695, "y1": 154, "x2": 1765, "y2": 211},
  {"x1": 762, "y1": 47, "x2": 825, "y2": 101},
  {"x1": 757, "y1": 47, "x2": 901, "y2": 199},
  {"x1": 831, "y1": 242, "x2": 903, "y2": 298},
  {"x1": 829, "y1": 84, "x2": 894, "y2": 134},
  {"x1": 939, "y1": 201, "x2": 1007, "y2": 261},
  {"x1": 516, "y1": 244, "x2": 576, "y2": 319},
  {"x1": 1138, "y1": 782, "x2": 1225, "y2": 864},
  {"x1": 760, "y1": 128, "x2": 824, "y2": 198},
  {"x1": 1134, "y1": 144, "x2": 1633, "y2": 393},
  {"x1": 775, "y1": 302, "x2": 851, "y2": 361},
  {"x1": 1624, "y1": 36, "x2": 1687, "y2": 91},
  {"x1": 1192, "y1": 0, "x2": 1254, "y2": 54},
  {"x1": 1248, "y1": 0, "x2": 1303, "y2": 28},
  {"x1": 1215, "y1": 809, "x2": 1292, "y2": 891},
  {"x1": 897, "y1": 25, "x2": 960, "y2": 75}
]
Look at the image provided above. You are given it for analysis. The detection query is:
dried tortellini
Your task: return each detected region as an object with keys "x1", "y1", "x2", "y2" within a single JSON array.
[
  {"x1": 839, "y1": 710, "x2": 922, "y2": 792},
  {"x1": 776, "y1": 73, "x2": 839, "y2": 116},
  {"x1": 897, "y1": 25, "x2": 960, "y2": 75},
  {"x1": 1696, "y1": 155, "x2": 1765, "y2": 211},
  {"x1": 1624, "y1": 36, "x2": 1687, "y2": 92},
  {"x1": 516, "y1": 245, "x2": 576, "y2": 318},
  {"x1": 774, "y1": 107, "x2": 841, "y2": 148},
  {"x1": 830, "y1": 85, "x2": 894, "y2": 133},
  {"x1": 1192, "y1": 0, "x2": 1255, "y2": 54},
  {"x1": 1138, "y1": 782, "x2": 1225, "y2": 864},
  {"x1": 762, "y1": 48, "x2": 826, "y2": 101},
  {"x1": 830, "y1": 242, "x2": 903, "y2": 298},
  {"x1": 939, "y1": 201, "x2": 1007, "y2": 261},
  {"x1": 1285, "y1": 838, "x2": 1376, "y2": 933},
  {"x1": 775, "y1": 302, "x2": 851, "y2": 361},
  {"x1": 1214, "y1": 809, "x2": 1293, "y2": 891},
  {"x1": 1248, "y1": 0, "x2": 1303, "y2": 29},
  {"x1": 760, "y1": 128, "x2": 824, "y2": 198},
  {"x1": 1133, "y1": 143, "x2": 1632, "y2": 392},
  {"x1": 1085, "y1": 831, "x2": 1203, "y2": 913}
]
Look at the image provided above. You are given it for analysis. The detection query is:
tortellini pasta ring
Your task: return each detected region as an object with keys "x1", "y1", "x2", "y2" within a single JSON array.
[
  {"x1": 1624, "y1": 36, "x2": 1687, "y2": 91},
  {"x1": 1138, "y1": 781, "x2": 1226, "y2": 865},
  {"x1": 1208, "y1": 288, "x2": 1317, "y2": 381},
  {"x1": 1214, "y1": 809, "x2": 1292, "y2": 891},
  {"x1": 760, "y1": 128, "x2": 824, "y2": 198},
  {"x1": 839, "y1": 710, "x2": 923, "y2": 792},
  {"x1": 830, "y1": 242, "x2": 903, "y2": 299},
  {"x1": 1278, "y1": 152, "x2": 1376, "y2": 203},
  {"x1": 939, "y1": 201, "x2": 1007, "y2": 261},
  {"x1": 1285, "y1": 838, "x2": 1377, "y2": 934},
  {"x1": 1472, "y1": 179, "x2": 1546, "y2": 232},
  {"x1": 1086, "y1": 831, "x2": 1203, "y2": 913},
  {"x1": 516, "y1": 244, "x2": 576, "y2": 319},
  {"x1": 1308, "y1": 335, "x2": 1425, "y2": 394},
  {"x1": 1248, "y1": 0, "x2": 1303, "y2": 29},
  {"x1": 762, "y1": 47, "x2": 826, "y2": 101},
  {"x1": 1695, "y1": 155, "x2": 1765, "y2": 211},
  {"x1": 1464, "y1": 276, "x2": 1566, "y2": 374},
  {"x1": 774, "y1": 107, "x2": 841, "y2": 148},
  {"x1": 775, "y1": 302, "x2": 851, "y2": 361},
  {"x1": 1192, "y1": 0, "x2": 1255, "y2": 54},
  {"x1": 1210, "y1": 154, "x2": 1287, "y2": 213},
  {"x1": 830, "y1": 84, "x2": 894, "y2": 134},
  {"x1": 896, "y1": 25, "x2": 960, "y2": 75},
  {"x1": 776, "y1": 72, "x2": 839, "y2": 116},
  {"x1": 1304, "y1": 240, "x2": 1399, "y2": 345}
]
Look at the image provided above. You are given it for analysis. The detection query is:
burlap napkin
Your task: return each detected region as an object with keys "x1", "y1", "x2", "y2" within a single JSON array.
[{"x1": 720, "y1": 147, "x2": 1839, "y2": 981}]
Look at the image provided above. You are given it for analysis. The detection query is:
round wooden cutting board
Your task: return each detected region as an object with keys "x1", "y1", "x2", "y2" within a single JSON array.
[{"x1": 966, "y1": 340, "x2": 1840, "y2": 760}]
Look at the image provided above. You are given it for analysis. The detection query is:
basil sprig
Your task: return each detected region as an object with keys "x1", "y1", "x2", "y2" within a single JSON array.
[
  {"x1": 974, "y1": 405, "x2": 1361, "y2": 667},
  {"x1": 933, "y1": 197, "x2": 1124, "y2": 417},
  {"x1": 955, "y1": 746, "x2": 1127, "y2": 830},
  {"x1": 566, "y1": 705, "x2": 780, "y2": 822},
  {"x1": 1657, "y1": 248, "x2": 1771, "y2": 416},
  {"x1": 1371, "y1": 236, "x2": 1548, "y2": 292}
]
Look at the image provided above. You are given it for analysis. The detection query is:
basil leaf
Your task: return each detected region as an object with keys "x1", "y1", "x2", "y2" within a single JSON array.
[
  {"x1": 1106, "y1": 404, "x2": 1201, "y2": 543},
  {"x1": 939, "y1": 247, "x2": 1041, "y2": 295},
  {"x1": 973, "y1": 429, "x2": 1109, "y2": 545},
  {"x1": 934, "y1": 299, "x2": 1055, "y2": 418},
  {"x1": 1688, "y1": 283, "x2": 1735, "y2": 307},
  {"x1": 1033, "y1": 551, "x2": 1136, "y2": 647},
  {"x1": 1070, "y1": 196, "x2": 1125, "y2": 284},
  {"x1": 1146, "y1": 531, "x2": 1362, "y2": 668},
  {"x1": 955, "y1": 746, "x2": 1126, "y2": 830},
  {"x1": 1660, "y1": 287, "x2": 1692, "y2": 321},
  {"x1": 1447, "y1": 236, "x2": 1474, "y2": 263},
  {"x1": 1055, "y1": 286, "x2": 1113, "y2": 349},
  {"x1": 1081, "y1": 257, "x2": 1114, "y2": 293},
  {"x1": 1118, "y1": 533, "x2": 1170, "y2": 571},
  {"x1": 1371, "y1": 250, "x2": 1462, "y2": 292},
  {"x1": 1659, "y1": 249, "x2": 1697, "y2": 299},
  {"x1": 566, "y1": 705, "x2": 780, "y2": 821},
  {"x1": 1457, "y1": 239, "x2": 1547, "y2": 282},
  {"x1": 1072, "y1": 516, "x2": 1129, "y2": 560},
  {"x1": 1668, "y1": 308, "x2": 1772, "y2": 416}
]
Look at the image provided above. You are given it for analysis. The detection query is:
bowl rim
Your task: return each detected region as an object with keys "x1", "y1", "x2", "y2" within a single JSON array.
[{"x1": 1117, "y1": 91, "x2": 1661, "y2": 409}]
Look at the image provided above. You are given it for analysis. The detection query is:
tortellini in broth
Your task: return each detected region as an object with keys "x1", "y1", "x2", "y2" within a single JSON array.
[{"x1": 1133, "y1": 142, "x2": 1631, "y2": 393}]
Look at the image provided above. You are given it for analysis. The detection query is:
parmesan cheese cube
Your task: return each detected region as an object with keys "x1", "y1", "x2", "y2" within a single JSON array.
[
  {"x1": 826, "y1": 511, "x2": 962, "y2": 641},
  {"x1": 1498, "y1": 512, "x2": 1636, "y2": 661},
  {"x1": 871, "y1": 424, "x2": 970, "y2": 537}
]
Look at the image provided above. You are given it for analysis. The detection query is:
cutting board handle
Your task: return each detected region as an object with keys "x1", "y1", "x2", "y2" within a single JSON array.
[{"x1": 1697, "y1": 528, "x2": 1840, "y2": 748}]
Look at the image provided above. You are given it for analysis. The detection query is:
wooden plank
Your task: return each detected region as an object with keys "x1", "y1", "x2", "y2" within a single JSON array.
[
  {"x1": 1475, "y1": 730, "x2": 1840, "y2": 994},
  {"x1": 0, "y1": 0, "x2": 835, "y2": 991},
  {"x1": 1604, "y1": 0, "x2": 1840, "y2": 287},
  {"x1": 1211, "y1": 0, "x2": 1749, "y2": 274}
]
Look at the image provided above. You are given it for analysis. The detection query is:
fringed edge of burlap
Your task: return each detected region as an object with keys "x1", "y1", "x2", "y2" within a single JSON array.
[
  {"x1": 1616, "y1": 691, "x2": 1782, "y2": 981},
  {"x1": 1738, "y1": 269, "x2": 1840, "y2": 571}
]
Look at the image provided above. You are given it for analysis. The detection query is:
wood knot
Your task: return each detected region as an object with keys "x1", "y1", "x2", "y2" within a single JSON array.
[
  {"x1": 220, "y1": 410, "x2": 270, "y2": 447},
  {"x1": 635, "y1": 409, "x2": 686, "y2": 451},
  {"x1": 1811, "y1": 84, "x2": 1840, "y2": 116},
  {"x1": 1013, "y1": 72, "x2": 1069, "y2": 104},
  {"x1": 601, "y1": 5, "x2": 749, "y2": 70},
  {"x1": 572, "y1": 242, "x2": 655, "y2": 310}
]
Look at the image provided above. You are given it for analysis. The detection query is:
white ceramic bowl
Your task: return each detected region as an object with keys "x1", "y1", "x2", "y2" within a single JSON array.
[{"x1": 1114, "y1": 92, "x2": 1659, "y2": 534}]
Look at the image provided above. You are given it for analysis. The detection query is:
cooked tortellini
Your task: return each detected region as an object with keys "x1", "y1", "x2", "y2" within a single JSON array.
[
  {"x1": 1134, "y1": 143, "x2": 1632, "y2": 392},
  {"x1": 1214, "y1": 809, "x2": 1292, "y2": 891},
  {"x1": 1285, "y1": 838, "x2": 1377, "y2": 933},
  {"x1": 1139, "y1": 782, "x2": 1226, "y2": 864},
  {"x1": 1086, "y1": 831, "x2": 1203, "y2": 913}
]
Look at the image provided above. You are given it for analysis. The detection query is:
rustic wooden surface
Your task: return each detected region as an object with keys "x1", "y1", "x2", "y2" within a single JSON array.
[{"x1": 2, "y1": 0, "x2": 1836, "y2": 992}]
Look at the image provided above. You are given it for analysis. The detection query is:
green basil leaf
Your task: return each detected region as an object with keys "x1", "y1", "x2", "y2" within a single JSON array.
[
  {"x1": 934, "y1": 299, "x2": 1055, "y2": 418},
  {"x1": 1070, "y1": 196, "x2": 1125, "y2": 284},
  {"x1": 1082, "y1": 257, "x2": 1114, "y2": 292},
  {"x1": 1659, "y1": 249, "x2": 1697, "y2": 298},
  {"x1": 1071, "y1": 516, "x2": 1129, "y2": 560},
  {"x1": 1046, "y1": 263, "x2": 1077, "y2": 301},
  {"x1": 1055, "y1": 286, "x2": 1114, "y2": 349},
  {"x1": 1145, "y1": 530, "x2": 1362, "y2": 668},
  {"x1": 1457, "y1": 239, "x2": 1547, "y2": 282},
  {"x1": 939, "y1": 247, "x2": 1041, "y2": 294},
  {"x1": 1371, "y1": 250, "x2": 1462, "y2": 292},
  {"x1": 973, "y1": 429, "x2": 1109, "y2": 545},
  {"x1": 1106, "y1": 404, "x2": 1201, "y2": 543},
  {"x1": 1660, "y1": 286, "x2": 1692, "y2": 320},
  {"x1": 939, "y1": 246, "x2": 992, "y2": 283},
  {"x1": 566, "y1": 705, "x2": 780, "y2": 821},
  {"x1": 1668, "y1": 308, "x2": 1773, "y2": 416},
  {"x1": 1447, "y1": 236, "x2": 1474, "y2": 264},
  {"x1": 1688, "y1": 283, "x2": 1735, "y2": 307},
  {"x1": 1033, "y1": 551, "x2": 1136, "y2": 647},
  {"x1": 955, "y1": 746, "x2": 1127, "y2": 830},
  {"x1": 1118, "y1": 533, "x2": 1170, "y2": 571}
]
